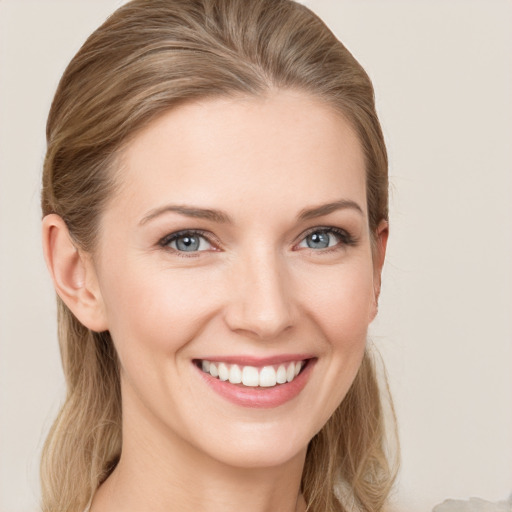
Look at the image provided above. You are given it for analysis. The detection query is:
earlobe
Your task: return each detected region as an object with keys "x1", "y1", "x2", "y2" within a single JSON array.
[{"x1": 42, "y1": 214, "x2": 108, "y2": 332}]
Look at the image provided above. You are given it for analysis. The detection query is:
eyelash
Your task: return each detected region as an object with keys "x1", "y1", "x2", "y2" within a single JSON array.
[
  {"x1": 158, "y1": 229, "x2": 218, "y2": 258},
  {"x1": 158, "y1": 226, "x2": 357, "y2": 258},
  {"x1": 299, "y1": 226, "x2": 358, "y2": 253}
]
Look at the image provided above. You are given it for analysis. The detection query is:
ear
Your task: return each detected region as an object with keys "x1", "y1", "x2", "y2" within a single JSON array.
[
  {"x1": 369, "y1": 220, "x2": 389, "y2": 321},
  {"x1": 42, "y1": 214, "x2": 108, "y2": 332}
]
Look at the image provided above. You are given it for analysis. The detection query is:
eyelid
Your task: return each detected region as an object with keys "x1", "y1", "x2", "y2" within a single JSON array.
[
  {"x1": 158, "y1": 229, "x2": 221, "y2": 254},
  {"x1": 293, "y1": 225, "x2": 357, "y2": 250},
  {"x1": 157, "y1": 226, "x2": 356, "y2": 256}
]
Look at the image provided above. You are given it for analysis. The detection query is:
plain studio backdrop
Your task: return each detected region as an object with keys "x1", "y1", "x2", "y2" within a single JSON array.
[{"x1": 0, "y1": 1, "x2": 511, "y2": 511}]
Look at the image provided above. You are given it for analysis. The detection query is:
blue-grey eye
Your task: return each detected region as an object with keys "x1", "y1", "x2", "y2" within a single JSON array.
[
  {"x1": 167, "y1": 232, "x2": 212, "y2": 252},
  {"x1": 299, "y1": 230, "x2": 340, "y2": 249}
]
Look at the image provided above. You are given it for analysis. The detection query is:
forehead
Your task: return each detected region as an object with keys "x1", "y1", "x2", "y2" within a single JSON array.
[{"x1": 112, "y1": 90, "x2": 367, "y2": 221}]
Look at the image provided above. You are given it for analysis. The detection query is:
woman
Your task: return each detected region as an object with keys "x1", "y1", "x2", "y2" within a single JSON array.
[{"x1": 40, "y1": 0, "x2": 398, "y2": 511}]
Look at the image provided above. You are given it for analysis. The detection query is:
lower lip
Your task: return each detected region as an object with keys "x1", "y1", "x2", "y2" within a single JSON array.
[{"x1": 195, "y1": 359, "x2": 316, "y2": 408}]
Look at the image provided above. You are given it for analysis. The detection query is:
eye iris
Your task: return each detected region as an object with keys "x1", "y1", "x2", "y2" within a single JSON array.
[
  {"x1": 307, "y1": 231, "x2": 330, "y2": 249},
  {"x1": 176, "y1": 235, "x2": 200, "y2": 251}
]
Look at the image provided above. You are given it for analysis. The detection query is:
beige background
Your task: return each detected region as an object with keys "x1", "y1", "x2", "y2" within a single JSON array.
[{"x1": 0, "y1": 1, "x2": 511, "y2": 511}]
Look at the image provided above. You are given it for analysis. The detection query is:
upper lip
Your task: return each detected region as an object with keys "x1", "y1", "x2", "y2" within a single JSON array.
[{"x1": 194, "y1": 354, "x2": 315, "y2": 366}]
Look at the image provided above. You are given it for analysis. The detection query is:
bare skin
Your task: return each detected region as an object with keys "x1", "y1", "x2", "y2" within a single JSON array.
[{"x1": 43, "y1": 89, "x2": 387, "y2": 512}]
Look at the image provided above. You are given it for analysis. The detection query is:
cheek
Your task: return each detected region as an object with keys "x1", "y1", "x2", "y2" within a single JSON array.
[
  {"x1": 300, "y1": 259, "x2": 375, "y2": 347},
  {"x1": 97, "y1": 262, "x2": 218, "y2": 417},
  {"x1": 291, "y1": 259, "x2": 374, "y2": 435},
  {"x1": 99, "y1": 261, "x2": 220, "y2": 357}
]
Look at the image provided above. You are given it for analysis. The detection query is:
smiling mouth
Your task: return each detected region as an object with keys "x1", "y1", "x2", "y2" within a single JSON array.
[{"x1": 194, "y1": 359, "x2": 310, "y2": 388}]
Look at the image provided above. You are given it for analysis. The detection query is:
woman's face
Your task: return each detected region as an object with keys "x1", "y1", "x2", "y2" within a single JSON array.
[{"x1": 90, "y1": 90, "x2": 386, "y2": 469}]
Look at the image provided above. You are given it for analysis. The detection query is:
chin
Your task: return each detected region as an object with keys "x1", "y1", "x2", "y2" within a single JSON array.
[
  {"x1": 201, "y1": 433, "x2": 309, "y2": 470},
  {"x1": 174, "y1": 406, "x2": 324, "y2": 472}
]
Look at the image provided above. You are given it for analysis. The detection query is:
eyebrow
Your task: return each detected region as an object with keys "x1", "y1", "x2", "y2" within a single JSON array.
[
  {"x1": 140, "y1": 205, "x2": 232, "y2": 225},
  {"x1": 139, "y1": 199, "x2": 364, "y2": 226},
  {"x1": 297, "y1": 199, "x2": 364, "y2": 220}
]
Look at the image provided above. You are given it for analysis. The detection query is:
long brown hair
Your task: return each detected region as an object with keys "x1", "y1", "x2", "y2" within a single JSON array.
[{"x1": 41, "y1": 1, "x2": 398, "y2": 510}]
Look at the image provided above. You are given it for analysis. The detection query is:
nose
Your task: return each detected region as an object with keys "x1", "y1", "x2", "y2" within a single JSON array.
[{"x1": 223, "y1": 248, "x2": 297, "y2": 340}]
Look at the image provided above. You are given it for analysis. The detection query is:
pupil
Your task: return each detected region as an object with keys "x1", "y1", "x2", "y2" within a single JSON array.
[
  {"x1": 177, "y1": 235, "x2": 199, "y2": 251},
  {"x1": 307, "y1": 231, "x2": 329, "y2": 249}
]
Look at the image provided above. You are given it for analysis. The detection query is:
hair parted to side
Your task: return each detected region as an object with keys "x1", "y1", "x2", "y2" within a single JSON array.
[{"x1": 41, "y1": 0, "x2": 398, "y2": 511}]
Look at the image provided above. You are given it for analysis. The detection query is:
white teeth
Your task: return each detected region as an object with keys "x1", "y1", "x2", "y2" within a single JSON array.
[
  {"x1": 200, "y1": 359, "x2": 306, "y2": 388},
  {"x1": 259, "y1": 366, "x2": 277, "y2": 387},
  {"x1": 242, "y1": 366, "x2": 259, "y2": 387},
  {"x1": 286, "y1": 363, "x2": 295, "y2": 382},
  {"x1": 276, "y1": 365, "x2": 287, "y2": 384},
  {"x1": 228, "y1": 364, "x2": 242, "y2": 384},
  {"x1": 229, "y1": 364, "x2": 242, "y2": 384},
  {"x1": 218, "y1": 363, "x2": 229, "y2": 381}
]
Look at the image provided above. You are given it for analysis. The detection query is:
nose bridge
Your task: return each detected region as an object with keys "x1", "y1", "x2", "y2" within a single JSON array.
[{"x1": 225, "y1": 245, "x2": 295, "y2": 339}]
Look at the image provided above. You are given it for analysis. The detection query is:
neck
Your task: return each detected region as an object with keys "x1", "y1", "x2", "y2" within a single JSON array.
[{"x1": 93, "y1": 443, "x2": 307, "y2": 512}]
